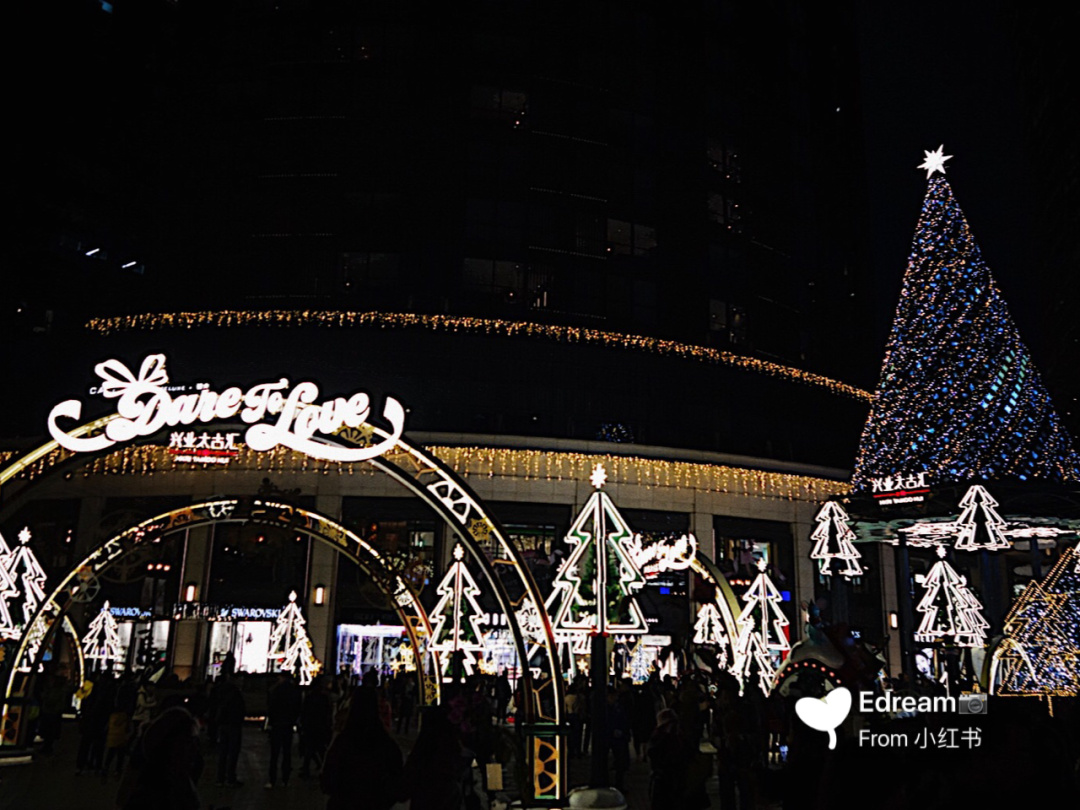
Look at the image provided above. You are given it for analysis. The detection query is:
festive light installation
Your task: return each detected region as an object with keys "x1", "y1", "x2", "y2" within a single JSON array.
[
  {"x1": 84, "y1": 311, "x2": 871, "y2": 402},
  {"x1": 952, "y1": 485, "x2": 1011, "y2": 551},
  {"x1": 82, "y1": 602, "x2": 124, "y2": 672},
  {"x1": 851, "y1": 151, "x2": 1080, "y2": 489},
  {"x1": 0, "y1": 531, "x2": 21, "y2": 640},
  {"x1": 267, "y1": 591, "x2": 322, "y2": 685},
  {"x1": 809, "y1": 501, "x2": 864, "y2": 578},
  {"x1": 549, "y1": 465, "x2": 648, "y2": 640},
  {"x1": 914, "y1": 547, "x2": 987, "y2": 648},
  {"x1": 992, "y1": 547, "x2": 1079, "y2": 698},
  {"x1": 8, "y1": 530, "x2": 46, "y2": 627},
  {"x1": 730, "y1": 560, "x2": 791, "y2": 696},
  {"x1": 429, "y1": 544, "x2": 488, "y2": 681},
  {"x1": 693, "y1": 602, "x2": 731, "y2": 670}
]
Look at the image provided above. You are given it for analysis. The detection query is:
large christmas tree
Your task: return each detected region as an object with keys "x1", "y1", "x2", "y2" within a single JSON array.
[
  {"x1": 994, "y1": 547, "x2": 1079, "y2": 697},
  {"x1": 852, "y1": 147, "x2": 1080, "y2": 489},
  {"x1": 549, "y1": 465, "x2": 648, "y2": 639}
]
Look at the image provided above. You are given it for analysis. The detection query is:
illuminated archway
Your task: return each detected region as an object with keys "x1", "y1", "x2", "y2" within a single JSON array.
[{"x1": 0, "y1": 425, "x2": 566, "y2": 803}]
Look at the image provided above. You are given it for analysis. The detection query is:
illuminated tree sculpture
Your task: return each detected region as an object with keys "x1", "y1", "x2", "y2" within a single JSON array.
[
  {"x1": 953, "y1": 485, "x2": 1011, "y2": 551},
  {"x1": 429, "y1": 544, "x2": 487, "y2": 681},
  {"x1": 693, "y1": 601, "x2": 731, "y2": 669},
  {"x1": 549, "y1": 465, "x2": 648, "y2": 641},
  {"x1": 82, "y1": 602, "x2": 124, "y2": 672},
  {"x1": 809, "y1": 501, "x2": 864, "y2": 578},
  {"x1": 851, "y1": 147, "x2": 1080, "y2": 490},
  {"x1": 0, "y1": 531, "x2": 21, "y2": 640},
  {"x1": 268, "y1": 591, "x2": 321, "y2": 685},
  {"x1": 915, "y1": 547, "x2": 988, "y2": 648},
  {"x1": 993, "y1": 547, "x2": 1079, "y2": 698},
  {"x1": 8, "y1": 529, "x2": 47, "y2": 626},
  {"x1": 730, "y1": 560, "x2": 791, "y2": 695}
]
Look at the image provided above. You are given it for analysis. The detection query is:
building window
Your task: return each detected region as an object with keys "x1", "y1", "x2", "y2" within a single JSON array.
[
  {"x1": 708, "y1": 193, "x2": 741, "y2": 231},
  {"x1": 606, "y1": 219, "x2": 657, "y2": 256},
  {"x1": 707, "y1": 140, "x2": 741, "y2": 182},
  {"x1": 340, "y1": 253, "x2": 400, "y2": 289}
]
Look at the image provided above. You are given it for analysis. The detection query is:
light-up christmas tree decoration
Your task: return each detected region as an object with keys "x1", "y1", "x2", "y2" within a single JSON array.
[
  {"x1": 851, "y1": 149, "x2": 1080, "y2": 490},
  {"x1": 549, "y1": 465, "x2": 648, "y2": 640},
  {"x1": 809, "y1": 501, "x2": 863, "y2": 578},
  {"x1": 915, "y1": 547, "x2": 987, "y2": 648},
  {"x1": 730, "y1": 560, "x2": 790, "y2": 695},
  {"x1": 8, "y1": 529, "x2": 46, "y2": 627},
  {"x1": 952, "y1": 485, "x2": 1011, "y2": 551},
  {"x1": 267, "y1": 591, "x2": 321, "y2": 685},
  {"x1": 993, "y1": 547, "x2": 1079, "y2": 698},
  {"x1": 82, "y1": 602, "x2": 124, "y2": 672},
  {"x1": 429, "y1": 544, "x2": 487, "y2": 681},
  {"x1": 693, "y1": 602, "x2": 730, "y2": 669},
  {"x1": 0, "y1": 531, "x2": 21, "y2": 640}
]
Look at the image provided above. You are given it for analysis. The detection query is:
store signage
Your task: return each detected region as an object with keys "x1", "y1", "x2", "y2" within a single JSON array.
[
  {"x1": 168, "y1": 430, "x2": 241, "y2": 465},
  {"x1": 109, "y1": 606, "x2": 152, "y2": 619},
  {"x1": 47, "y1": 354, "x2": 405, "y2": 462},
  {"x1": 871, "y1": 472, "x2": 930, "y2": 504},
  {"x1": 174, "y1": 602, "x2": 282, "y2": 621}
]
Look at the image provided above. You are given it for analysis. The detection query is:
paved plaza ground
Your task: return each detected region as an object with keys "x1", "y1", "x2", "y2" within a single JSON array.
[{"x1": 0, "y1": 719, "x2": 733, "y2": 810}]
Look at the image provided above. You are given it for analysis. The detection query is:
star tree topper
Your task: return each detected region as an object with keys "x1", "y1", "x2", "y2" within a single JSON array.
[{"x1": 917, "y1": 144, "x2": 952, "y2": 178}]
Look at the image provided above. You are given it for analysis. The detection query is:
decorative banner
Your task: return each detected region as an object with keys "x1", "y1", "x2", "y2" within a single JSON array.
[
  {"x1": 267, "y1": 591, "x2": 322, "y2": 685},
  {"x1": 625, "y1": 532, "x2": 697, "y2": 577},
  {"x1": 47, "y1": 354, "x2": 406, "y2": 463},
  {"x1": 549, "y1": 465, "x2": 648, "y2": 638},
  {"x1": 809, "y1": 501, "x2": 864, "y2": 578},
  {"x1": 429, "y1": 544, "x2": 488, "y2": 680},
  {"x1": 914, "y1": 547, "x2": 988, "y2": 648},
  {"x1": 730, "y1": 560, "x2": 790, "y2": 696},
  {"x1": 83, "y1": 601, "x2": 124, "y2": 672}
]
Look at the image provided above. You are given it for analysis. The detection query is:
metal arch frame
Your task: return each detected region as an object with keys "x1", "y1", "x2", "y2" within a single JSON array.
[
  {"x1": 0, "y1": 422, "x2": 567, "y2": 804},
  {"x1": 2, "y1": 499, "x2": 437, "y2": 743}
]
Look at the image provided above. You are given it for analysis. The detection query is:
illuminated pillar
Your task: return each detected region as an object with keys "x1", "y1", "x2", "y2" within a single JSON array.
[{"x1": 309, "y1": 496, "x2": 342, "y2": 670}]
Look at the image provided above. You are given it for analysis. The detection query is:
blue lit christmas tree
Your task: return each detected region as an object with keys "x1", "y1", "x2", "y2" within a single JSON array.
[{"x1": 852, "y1": 147, "x2": 1080, "y2": 490}]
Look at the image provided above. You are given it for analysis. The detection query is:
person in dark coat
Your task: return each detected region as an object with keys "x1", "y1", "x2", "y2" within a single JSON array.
[
  {"x1": 299, "y1": 676, "x2": 334, "y2": 778},
  {"x1": 119, "y1": 707, "x2": 202, "y2": 810},
  {"x1": 266, "y1": 672, "x2": 302, "y2": 788},
  {"x1": 321, "y1": 686, "x2": 403, "y2": 810},
  {"x1": 402, "y1": 704, "x2": 465, "y2": 810},
  {"x1": 648, "y1": 709, "x2": 686, "y2": 810},
  {"x1": 214, "y1": 672, "x2": 246, "y2": 786}
]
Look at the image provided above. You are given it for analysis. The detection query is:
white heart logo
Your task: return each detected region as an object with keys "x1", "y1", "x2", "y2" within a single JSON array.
[{"x1": 795, "y1": 687, "x2": 852, "y2": 749}]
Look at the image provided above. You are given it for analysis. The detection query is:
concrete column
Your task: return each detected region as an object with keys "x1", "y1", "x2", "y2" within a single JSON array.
[
  {"x1": 792, "y1": 511, "x2": 818, "y2": 643},
  {"x1": 878, "y1": 543, "x2": 902, "y2": 678},
  {"x1": 309, "y1": 495, "x2": 343, "y2": 671},
  {"x1": 690, "y1": 512, "x2": 715, "y2": 563},
  {"x1": 73, "y1": 496, "x2": 106, "y2": 558}
]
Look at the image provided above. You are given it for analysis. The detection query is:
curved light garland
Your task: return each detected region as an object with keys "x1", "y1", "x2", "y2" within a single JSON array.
[{"x1": 84, "y1": 311, "x2": 871, "y2": 402}]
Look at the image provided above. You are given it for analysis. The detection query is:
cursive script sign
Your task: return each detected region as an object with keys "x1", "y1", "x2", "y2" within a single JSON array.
[{"x1": 47, "y1": 354, "x2": 405, "y2": 463}]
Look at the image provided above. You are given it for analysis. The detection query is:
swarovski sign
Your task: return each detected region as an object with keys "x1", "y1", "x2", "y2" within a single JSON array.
[{"x1": 47, "y1": 354, "x2": 405, "y2": 463}]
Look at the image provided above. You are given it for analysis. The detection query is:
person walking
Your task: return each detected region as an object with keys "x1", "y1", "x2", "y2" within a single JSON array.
[
  {"x1": 321, "y1": 686, "x2": 403, "y2": 810},
  {"x1": 299, "y1": 676, "x2": 334, "y2": 778},
  {"x1": 118, "y1": 707, "x2": 203, "y2": 810},
  {"x1": 214, "y1": 672, "x2": 246, "y2": 787},
  {"x1": 265, "y1": 672, "x2": 302, "y2": 788},
  {"x1": 402, "y1": 704, "x2": 465, "y2": 810}
]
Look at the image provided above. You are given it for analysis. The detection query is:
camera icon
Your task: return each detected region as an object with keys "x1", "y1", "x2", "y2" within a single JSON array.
[{"x1": 958, "y1": 693, "x2": 988, "y2": 715}]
